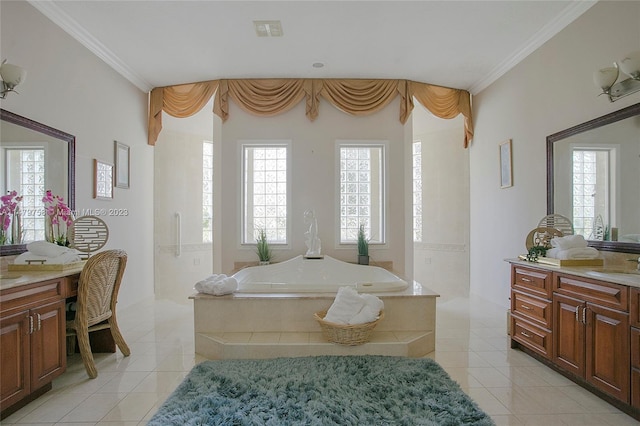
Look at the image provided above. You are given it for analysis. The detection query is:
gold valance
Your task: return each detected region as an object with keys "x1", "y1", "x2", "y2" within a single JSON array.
[{"x1": 149, "y1": 78, "x2": 473, "y2": 147}]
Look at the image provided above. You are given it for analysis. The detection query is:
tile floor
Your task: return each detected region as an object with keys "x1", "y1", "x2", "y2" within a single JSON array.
[{"x1": 2, "y1": 295, "x2": 639, "y2": 425}]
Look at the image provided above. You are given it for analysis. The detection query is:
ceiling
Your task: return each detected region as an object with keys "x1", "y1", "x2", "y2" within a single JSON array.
[{"x1": 28, "y1": 1, "x2": 596, "y2": 95}]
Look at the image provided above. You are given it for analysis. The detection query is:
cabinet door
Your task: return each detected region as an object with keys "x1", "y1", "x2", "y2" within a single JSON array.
[
  {"x1": 632, "y1": 327, "x2": 640, "y2": 409},
  {"x1": 29, "y1": 300, "x2": 66, "y2": 391},
  {"x1": 585, "y1": 303, "x2": 630, "y2": 403},
  {"x1": 0, "y1": 310, "x2": 30, "y2": 410},
  {"x1": 553, "y1": 293, "x2": 585, "y2": 377}
]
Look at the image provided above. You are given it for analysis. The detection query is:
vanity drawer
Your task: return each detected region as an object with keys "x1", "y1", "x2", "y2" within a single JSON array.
[
  {"x1": 511, "y1": 290, "x2": 552, "y2": 328},
  {"x1": 631, "y1": 288, "x2": 639, "y2": 328},
  {"x1": 511, "y1": 316, "x2": 552, "y2": 359},
  {"x1": 512, "y1": 266, "x2": 552, "y2": 298},
  {"x1": 553, "y1": 273, "x2": 628, "y2": 312}
]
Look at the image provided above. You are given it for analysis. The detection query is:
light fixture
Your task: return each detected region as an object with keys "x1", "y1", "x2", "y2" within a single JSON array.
[
  {"x1": 594, "y1": 51, "x2": 640, "y2": 102},
  {"x1": 0, "y1": 59, "x2": 26, "y2": 99}
]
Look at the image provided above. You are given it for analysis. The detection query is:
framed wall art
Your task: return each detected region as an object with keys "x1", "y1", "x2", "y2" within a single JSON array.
[
  {"x1": 115, "y1": 140, "x2": 130, "y2": 189},
  {"x1": 499, "y1": 139, "x2": 513, "y2": 188}
]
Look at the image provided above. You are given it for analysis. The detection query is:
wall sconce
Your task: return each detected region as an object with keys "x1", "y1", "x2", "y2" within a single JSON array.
[
  {"x1": 594, "y1": 51, "x2": 640, "y2": 102},
  {"x1": 0, "y1": 59, "x2": 27, "y2": 99}
]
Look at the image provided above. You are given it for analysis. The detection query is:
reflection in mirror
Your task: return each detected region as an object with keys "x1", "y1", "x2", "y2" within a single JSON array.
[
  {"x1": 0, "y1": 109, "x2": 75, "y2": 255},
  {"x1": 547, "y1": 102, "x2": 640, "y2": 254}
]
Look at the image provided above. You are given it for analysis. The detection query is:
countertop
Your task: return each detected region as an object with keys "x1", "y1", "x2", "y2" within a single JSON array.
[
  {"x1": 0, "y1": 266, "x2": 84, "y2": 292},
  {"x1": 507, "y1": 258, "x2": 640, "y2": 289}
]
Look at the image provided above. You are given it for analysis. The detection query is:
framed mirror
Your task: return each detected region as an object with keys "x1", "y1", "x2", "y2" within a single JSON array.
[
  {"x1": 547, "y1": 102, "x2": 640, "y2": 254},
  {"x1": 0, "y1": 109, "x2": 75, "y2": 256}
]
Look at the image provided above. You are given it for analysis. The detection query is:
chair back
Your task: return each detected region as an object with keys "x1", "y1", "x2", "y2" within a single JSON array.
[
  {"x1": 75, "y1": 249, "x2": 127, "y2": 328},
  {"x1": 538, "y1": 214, "x2": 574, "y2": 236}
]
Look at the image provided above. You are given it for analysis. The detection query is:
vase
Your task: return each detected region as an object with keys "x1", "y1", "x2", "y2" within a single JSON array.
[
  {"x1": 358, "y1": 255, "x2": 369, "y2": 265},
  {"x1": 11, "y1": 205, "x2": 22, "y2": 244},
  {"x1": 259, "y1": 260, "x2": 270, "y2": 266}
]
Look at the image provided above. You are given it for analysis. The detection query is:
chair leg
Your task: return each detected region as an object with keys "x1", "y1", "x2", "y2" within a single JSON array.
[
  {"x1": 66, "y1": 335, "x2": 76, "y2": 357},
  {"x1": 76, "y1": 329, "x2": 98, "y2": 378},
  {"x1": 108, "y1": 317, "x2": 130, "y2": 357}
]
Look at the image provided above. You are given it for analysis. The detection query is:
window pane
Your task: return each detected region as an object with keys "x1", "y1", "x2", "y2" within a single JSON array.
[
  {"x1": 339, "y1": 144, "x2": 384, "y2": 244},
  {"x1": 243, "y1": 144, "x2": 288, "y2": 244}
]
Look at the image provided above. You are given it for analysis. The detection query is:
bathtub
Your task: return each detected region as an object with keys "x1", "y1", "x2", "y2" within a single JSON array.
[{"x1": 233, "y1": 255, "x2": 408, "y2": 293}]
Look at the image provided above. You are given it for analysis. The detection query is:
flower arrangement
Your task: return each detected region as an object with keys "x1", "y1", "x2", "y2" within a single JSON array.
[
  {"x1": 256, "y1": 228, "x2": 272, "y2": 264},
  {"x1": 42, "y1": 190, "x2": 73, "y2": 246},
  {"x1": 0, "y1": 191, "x2": 23, "y2": 245}
]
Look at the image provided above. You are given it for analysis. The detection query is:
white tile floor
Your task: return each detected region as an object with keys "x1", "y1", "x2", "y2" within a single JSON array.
[{"x1": 2, "y1": 295, "x2": 639, "y2": 425}]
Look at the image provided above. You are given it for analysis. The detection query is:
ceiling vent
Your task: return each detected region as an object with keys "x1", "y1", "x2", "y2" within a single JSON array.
[{"x1": 254, "y1": 20, "x2": 283, "y2": 37}]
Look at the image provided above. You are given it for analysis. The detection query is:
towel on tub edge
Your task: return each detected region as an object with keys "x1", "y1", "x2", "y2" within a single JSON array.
[
  {"x1": 324, "y1": 286, "x2": 384, "y2": 325},
  {"x1": 195, "y1": 274, "x2": 238, "y2": 296}
]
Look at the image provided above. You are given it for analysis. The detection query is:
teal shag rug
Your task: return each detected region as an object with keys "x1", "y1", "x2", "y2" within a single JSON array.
[{"x1": 148, "y1": 355, "x2": 494, "y2": 426}]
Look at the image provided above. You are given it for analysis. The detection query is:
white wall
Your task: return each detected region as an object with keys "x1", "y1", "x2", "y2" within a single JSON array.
[
  {"x1": 470, "y1": 1, "x2": 640, "y2": 307},
  {"x1": 413, "y1": 115, "x2": 469, "y2": 301},
  {"x1": 1, "y1": 1, "x2": 154, "y2": 308},
  {"x1": 218, "y1": 98, "x2": 406, "y2": 275}
]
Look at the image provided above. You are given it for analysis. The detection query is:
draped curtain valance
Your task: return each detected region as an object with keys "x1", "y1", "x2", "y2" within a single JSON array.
[{"x1": 148, "y1": 78, "x2": 473, "y2": 147}]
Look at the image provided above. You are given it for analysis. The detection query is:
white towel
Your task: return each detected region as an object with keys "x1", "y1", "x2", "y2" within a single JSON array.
[
  {"x1": 550, "y1": 235, "x2": 588, "y2": 250},
  {"x1": 324, "y1": 286, "x2": 366, "y2": 324},
  {"x1": 546, "y1": 247, "x2": 600, "y2": 260},
  {"x1": 194, "y1": 274, "x2": 237, "y2": 296},
  {"x1": 27, "y1": 240, "x2": 73, "y2": 257},
  {"x1": 324, "y1": 286, "x2": 383, "y2": 325},
  {"x1": 14, "y1": 251, "x2": 81, "y2": 265}
]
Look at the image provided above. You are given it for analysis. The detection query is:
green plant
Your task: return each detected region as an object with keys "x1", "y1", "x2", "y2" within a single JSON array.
[
  {"x1": 256, "y1": 229, "x2": 272, "y2": 262},
  {"x1": 357, "y1": 224, "x2": 369, "y2": 257},
  {"x1": 526, "y1": 245, "x2": 548, "y2": 262}
]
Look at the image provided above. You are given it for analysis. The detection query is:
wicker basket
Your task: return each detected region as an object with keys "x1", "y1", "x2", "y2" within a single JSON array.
[{"x1": 314, "y1": 310, "x2": 384, "y2": 346}]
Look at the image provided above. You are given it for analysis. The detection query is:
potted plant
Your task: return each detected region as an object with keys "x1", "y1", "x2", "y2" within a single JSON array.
[
  {"x1": 256, "y1": 229, "x2": 272, "y2": 265},
  {"x1": 357, "y1": 224, "x2": 369, "y2": 265}
]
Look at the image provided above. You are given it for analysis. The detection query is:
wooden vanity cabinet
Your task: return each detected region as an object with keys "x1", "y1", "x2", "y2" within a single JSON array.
[
  {"x1": 510, "y1": 265, "x2": 553, "y2": 359},
  {"x1": 553, "y1": 273, "x2": 629, "y2": 403},
  {"x1": 1, "y1": 278, "x2": 68, "y2": 417},
  {"x1": 631, "y1": 288, "x2": 640, "y2": 409}
]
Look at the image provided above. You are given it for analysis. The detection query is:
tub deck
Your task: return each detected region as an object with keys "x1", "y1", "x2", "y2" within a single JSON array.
[{"x1": 191, "y1": 282, "x2": 439, "y2": 359}]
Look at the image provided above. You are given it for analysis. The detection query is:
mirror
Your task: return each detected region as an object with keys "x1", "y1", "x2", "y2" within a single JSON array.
[
  {"x1": 547, "y1": 102, "x2": 640, "y2": 254},
  {"x1": 0, "y1": 109, "x2": 75, "y2": 256}
]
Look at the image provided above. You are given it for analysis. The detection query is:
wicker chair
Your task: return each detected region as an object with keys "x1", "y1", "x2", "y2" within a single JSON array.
[{"x1": 66, "y1": 249, "x2": 130, "y2": 378}]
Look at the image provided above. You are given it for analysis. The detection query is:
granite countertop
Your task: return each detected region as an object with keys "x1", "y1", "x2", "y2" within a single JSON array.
[
  {"x1": 0, "y1": 266, "x2": 84, "y2": 292},
  {"x1": 507, "y1": 258, "x2": 640, "y2": 289}
]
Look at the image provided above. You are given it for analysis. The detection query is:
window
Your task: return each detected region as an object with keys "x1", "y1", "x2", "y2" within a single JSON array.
[
  {"x1": 4, "y1": 148, "x2": 46, "y2": 241},
  {"x1": 338, "y1": 142, "x2": 385, "y2": 244},
  {"x1": 572, "y1": 148, "x2": 612, "y2": 238},
  {"x1": 241, "y1": 142, "x2": 289, "y2": 245},
  {"x1": 412, "y1": 140, "x2": 422, "y2": 242},
  {"x1": 202, "y1": 141, "x2": 213, "y2": 243}
]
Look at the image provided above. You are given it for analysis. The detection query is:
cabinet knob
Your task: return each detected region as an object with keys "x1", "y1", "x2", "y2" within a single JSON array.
[
  {"x1": 521, "y1": 304, "x2": 532, "y2": 311},
  {"x1": 520, "y1": 331, "x2": 532, "y2": 338}
]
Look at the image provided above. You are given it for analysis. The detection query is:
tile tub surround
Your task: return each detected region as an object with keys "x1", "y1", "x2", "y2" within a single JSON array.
[{"x1": 192, "y1": 283, "x2": 438, "y2": 359}]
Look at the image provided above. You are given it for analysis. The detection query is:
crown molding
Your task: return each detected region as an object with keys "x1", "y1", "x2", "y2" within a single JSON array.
[
  {"x1": 468, "y1": 1, "x2": 597, "y2": 95},
  {"x1": 28, "y1": 1, "x2": 152, "y2": 93}
]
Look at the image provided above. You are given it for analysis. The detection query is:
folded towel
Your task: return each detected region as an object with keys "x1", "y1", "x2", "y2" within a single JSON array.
[
  {"x1": 546, "y1": 247, "x2": 600, "y2": 260},
  {"x1": 348, "y1": 305, "x2": 381, "y2": 325},
  {"x1": 27, "y1": 240, "x2": 73, "y2": 257},
  {"x1": 550, "y1": 235, "x2": 588, "y2": 250},
  {"x1": 324, "y1": 286, "x2": 366, "y2": 324},
  {"x1": 14, "y1": 251, "x2": 81, "y2": 265},
  {"x1": 194, "y1": 274, "x2": 237, "y2": 296}
]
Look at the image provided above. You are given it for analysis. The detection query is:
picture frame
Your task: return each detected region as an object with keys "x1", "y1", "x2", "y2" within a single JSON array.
[
  {"x1": 115, "y1": 140, "x2": 130, "y2": 189},
  {"x1": 94, "y1": 159, "x2": 114, "y2": 200},
  {"x1": 499, "y1": 139, "x2": 513, "y2": 188}
]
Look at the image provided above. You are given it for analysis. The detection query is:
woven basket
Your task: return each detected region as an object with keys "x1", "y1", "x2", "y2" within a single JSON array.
[{"x1": 314, "y1": 310, "x2": 384, "y2": 346}]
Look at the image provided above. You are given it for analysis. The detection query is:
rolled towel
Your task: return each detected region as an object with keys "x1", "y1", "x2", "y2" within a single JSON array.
[
  {"x1": 27, "y1": 240, "x2": 73, "y2": 257},
  {"x1": 550, "y1": 235, "x2": 588, "y2": 250},
  {"x1": 324, "y1": 286, "x2": 366, "y2": 324},
  {"x1": 546, "y1": 247, "x2": 599, "y2": 260},
  {"x1": 194, "y1": 276, "x2": 237, "y2": 296},
  {"x1": 361, "y1": 293, "x2": 384, "y2": 313},
  {"x1": 14, "y1": 251, "x2": 81, "y2": 265}
]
